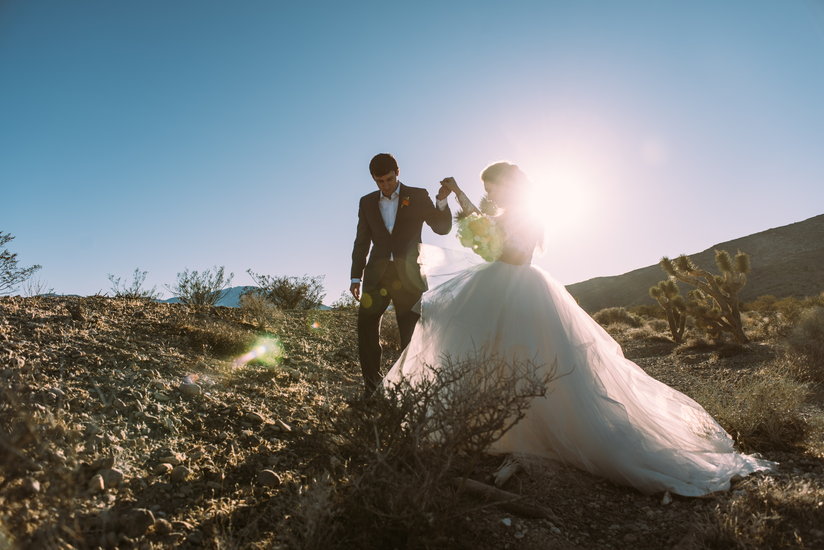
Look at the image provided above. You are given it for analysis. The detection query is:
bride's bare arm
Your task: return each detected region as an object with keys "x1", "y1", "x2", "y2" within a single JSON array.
[{"x1": 440, "y1": 177, "x2": 480, "y2": 216}]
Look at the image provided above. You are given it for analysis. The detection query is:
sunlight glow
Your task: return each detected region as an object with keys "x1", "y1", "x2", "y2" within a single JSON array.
[
  {"x1": 232, "y1": 336, "x2": 284, "y2": 368},
  {"x1": 519, "y1": 160, "x2": 600, "y2": 239}
]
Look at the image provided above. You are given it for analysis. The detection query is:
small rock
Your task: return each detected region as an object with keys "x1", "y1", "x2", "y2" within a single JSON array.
[
  {"x1": 158, "y1": 454, "x2": 183, "y2": 466},
  {"x1": 179, "y1": 383, "x2": 201, "y2": 397},
  {"x1": 276, "y1": 419, "x2": 292, "y2": 432},
  {"x1": 514, "y1": 530, "x2": 525, "y2": 539},
  {"x1": 258, "y1": 469, "x2": 281, "y2": 487},
  {"x1": 153, "y1": 518, "x2": 173, "y2": 535},
  {"x1": 153, "y1": 392, "x2": 171, "y2": 402},
  {"x1": 187, "y1": 530, "x2": 204, "y2": 544},
  {"x1": 154, "y1": 463, "x2": 173, "y2": 475},
  {"x1": 170, "y1": 465, "x2": 191, "y2": 482},
  {"x1": 98, "y1": 468, "x2": 124, "y2": 488},
  {"x1": 661, "y1": 491, "x2": 673, "y2": 505},
  {"x1": 91, "y1": 456, "x2": 116, "y2": 470},
  {"x1": 48, "y1": 387, "x2": 66, "y2": 399},
  {"x1": 23, "y1": 478, "x2": 41, "y2": 494},
  {"x1": 123, "y1": 508, "x2": 155, "y2": 538},
  {"x1": 245, "y1": 412, "x2": 265, "y2": 424},
  {"x1": 550, "y1": 526, "x2": 561, "y2": 535},
  {"x1": 84, "y1": 423, "x2": 102, "y2": 436},
  {"x1": 88, "y1": 474, "x2": 105, "y2": 493},
  {"x1": 501, "y1": 518, "x2": 512, "y2": 527}
]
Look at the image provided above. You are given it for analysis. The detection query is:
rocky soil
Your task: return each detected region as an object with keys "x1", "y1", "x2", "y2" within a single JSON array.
[{"x1": 1, "y1": 296, "x2": 822, "y2": 549}]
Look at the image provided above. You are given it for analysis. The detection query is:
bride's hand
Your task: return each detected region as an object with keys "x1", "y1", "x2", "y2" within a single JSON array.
[{"x1": 439, "y1": 177, "x2": 461, "y2": 194}]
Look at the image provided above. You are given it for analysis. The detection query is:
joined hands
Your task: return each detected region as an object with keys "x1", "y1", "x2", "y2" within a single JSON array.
[{"x1": 436, "y1": 177, "x2": 461, "y2": 200}]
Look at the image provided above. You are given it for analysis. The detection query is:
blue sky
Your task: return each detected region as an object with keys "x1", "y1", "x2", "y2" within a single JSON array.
[{"x1": 2, "y1": 1, "x2": 823, "y2": 303}]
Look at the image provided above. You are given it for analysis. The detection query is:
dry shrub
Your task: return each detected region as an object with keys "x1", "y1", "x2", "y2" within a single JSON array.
[
  {"x1": 285, "y1": 351, "x2": 554, "y2": 549},
  {"x1": 175, "y1": 317, "x2": 257, "y2": 358},
  {"x1": 331, "y1": 291, "x2": 358, "y2": 311},
  {"x1": 593, "y1": 307, "x2": 642, "y2": 328},
  {"x1": 167, "y1": 266, "x2": 233, "y2": 307},
  {"x1": 785, "y1": 306, "x2": 824, "y2": 382},
  {"x1": 698, "y1": 476, "x2": 824, "y2": 549},
  {"x1": 745, "y1": 294, "x2": 824, "y2": 338},
  {"x1": 629, "y1": 303, "x2": 665, "y2": 319},
  {"x1": 239, "y1": 290, "x2": 283, "y2": 330},
  {"x1": 688, "y1": 366, "x2": 810, "y2": 452},
  {"x1": 647, "y1": 318, "x2": 669, "y2": 333}
]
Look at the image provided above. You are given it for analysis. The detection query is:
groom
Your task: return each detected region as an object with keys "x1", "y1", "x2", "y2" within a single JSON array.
[{"x1": 350, "y1": 153, "x2": 453, "y2": 397}]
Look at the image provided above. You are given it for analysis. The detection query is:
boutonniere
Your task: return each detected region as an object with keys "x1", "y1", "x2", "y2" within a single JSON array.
[{"x1": 401, "y1": 196, "x2": 411, "y2": 208}]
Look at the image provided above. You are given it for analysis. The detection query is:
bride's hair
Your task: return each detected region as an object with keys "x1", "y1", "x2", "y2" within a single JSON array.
[
  {"x1": 480, "y1": 161, "x2": 529, "y2": 189},
  {"x1": 481, "y1": 161, "x2": 545, "y2": 253}
]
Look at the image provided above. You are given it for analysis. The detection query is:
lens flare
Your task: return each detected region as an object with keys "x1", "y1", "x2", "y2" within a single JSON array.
[{"x1": 233, "y1": 336, "x2": 284, "y2": 368}]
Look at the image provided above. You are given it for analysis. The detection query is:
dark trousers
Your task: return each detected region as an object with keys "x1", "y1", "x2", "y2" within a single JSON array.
[{"x1": 357, "y1": 262, "x2": 421, "y2": 395}]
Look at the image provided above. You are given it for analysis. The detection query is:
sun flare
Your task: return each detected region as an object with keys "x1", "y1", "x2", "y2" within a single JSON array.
[
  {"x1": 520, "y1": 160, "x2": 599, "y2": 239},
  {"x1": 232, "y1": 335, "x2": 284, "y2": 368}
]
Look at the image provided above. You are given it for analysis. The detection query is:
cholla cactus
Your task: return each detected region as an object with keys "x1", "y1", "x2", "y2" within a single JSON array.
[
  {"x1": 649, "y1": 279, "x2": 687, "y2": 343},
  {"x1": 659, "y1": 249, "x2": 750, "y2": 344}
]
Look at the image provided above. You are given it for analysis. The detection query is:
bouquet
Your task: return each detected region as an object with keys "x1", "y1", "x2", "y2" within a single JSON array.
[{"x1": 457, "y1": 213, "x2": 504, "y2": 262}]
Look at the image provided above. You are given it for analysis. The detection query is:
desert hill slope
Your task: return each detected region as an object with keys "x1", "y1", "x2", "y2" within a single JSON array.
[
  {"x1": 1, "y1": 296, "x2": 823, "y2": 548},
  {"x1": 567, "y1": 213, "x2": 824, "y2": 312}
]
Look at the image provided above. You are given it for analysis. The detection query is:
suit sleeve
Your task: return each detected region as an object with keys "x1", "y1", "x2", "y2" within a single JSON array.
[
  {"x1": 351, "y1": 198, "x2": 372, "y2": 279},
  {"x1": 421, "y1": 190, "x2": 452, "y2": 235}
]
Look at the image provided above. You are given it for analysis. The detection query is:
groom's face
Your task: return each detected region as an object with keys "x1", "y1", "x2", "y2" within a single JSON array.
[{"x1": 373, "y1": 170, "x2": 399, "y2": 198}]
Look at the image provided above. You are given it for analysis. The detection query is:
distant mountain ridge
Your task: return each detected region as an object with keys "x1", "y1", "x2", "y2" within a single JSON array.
[
  {"x1": 160, "y1": 286, "x2": 332, "y2": 309},
  {"x1": 160, "y1": 286, "x2": 256, "y2": 308},
  {"x1": 566, "y1": 213, "x2": 824, "y2": 313}
]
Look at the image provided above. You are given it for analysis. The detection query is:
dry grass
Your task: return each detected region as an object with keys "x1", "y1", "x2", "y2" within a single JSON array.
[
  {"x1": 238, "y1": 290, "x2": 283, "y2": 331},
  {"x1": 697, "y1": 476, "x2": 824, "y2": 549},
  {"x1": 174, "y1": 315, "x2": 258, "y2": 358},
  {"x1": 785, "y1": 306, "x2": 824, "y2": 383},
  {"x1": 687, "y1": 364, "x2": 810, "y2": 452}
]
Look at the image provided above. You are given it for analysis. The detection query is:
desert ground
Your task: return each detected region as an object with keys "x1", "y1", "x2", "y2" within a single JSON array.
[{"x1": 1, "y1": 295, "x2": 823, "y2": 549}]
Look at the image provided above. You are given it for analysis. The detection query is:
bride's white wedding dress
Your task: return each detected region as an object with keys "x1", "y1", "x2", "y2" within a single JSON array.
[{"x1": 383, "y1": 191, "x2": 774, "y2": 497}]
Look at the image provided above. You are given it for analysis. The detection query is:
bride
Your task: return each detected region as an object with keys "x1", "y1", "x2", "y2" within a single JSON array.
[{"x1": 382, "y1": 161, "x2": 774, "y2": 497}]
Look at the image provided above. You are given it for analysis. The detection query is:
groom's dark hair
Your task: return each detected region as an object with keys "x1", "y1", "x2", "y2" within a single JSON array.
[{"x1": 369, "y1": 153, "x2": 399, "y2": 177}]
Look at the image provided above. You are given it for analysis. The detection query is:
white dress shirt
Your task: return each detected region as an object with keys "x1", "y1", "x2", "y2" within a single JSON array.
[
  {"x1": 379, "y1": 189, "x2": 400, "y2": 234},
  {"x1": 351, "y1": 189, "x2": 449, "y2": 284}
]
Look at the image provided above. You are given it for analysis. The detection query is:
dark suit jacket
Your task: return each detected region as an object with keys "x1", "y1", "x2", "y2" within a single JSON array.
[{"x1": 351, "y1": 183, "x2": 452, "y2": 293}]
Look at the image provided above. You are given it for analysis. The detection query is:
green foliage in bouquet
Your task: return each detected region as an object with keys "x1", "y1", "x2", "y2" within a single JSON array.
[
  {"x1": 649, "y1": 279, "x2": 687, "y2": 343},
  {"x1": 659, "y1": 250, "x2": 750, "y2": 344},
  {"x1": 456, "y1": 213, "x2": 504, "y2": 262}
]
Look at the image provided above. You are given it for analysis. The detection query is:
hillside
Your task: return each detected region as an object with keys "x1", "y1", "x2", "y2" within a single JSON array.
[
  {"x1": 2, "y1": 296, "x2": 823, "y2": 549},
  {"x1": 567, "y1": 213, "x2": 824, "y2": 313}
]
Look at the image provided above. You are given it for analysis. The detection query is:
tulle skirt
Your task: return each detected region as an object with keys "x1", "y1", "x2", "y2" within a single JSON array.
[{"x1": 383, "y1": 260, "x2": 775, "y2": 496}]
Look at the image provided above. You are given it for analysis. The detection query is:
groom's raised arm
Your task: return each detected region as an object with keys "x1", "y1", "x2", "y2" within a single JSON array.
[
  {"x1": 351, "y1": 197, "x2": 372, "y2": 281},
  {"x1": 422, "y1": 190, "x2": 452, "y2": 235}
]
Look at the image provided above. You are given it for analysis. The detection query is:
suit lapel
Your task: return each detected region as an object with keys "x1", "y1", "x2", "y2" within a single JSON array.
[{"x1": 393, "y1": 183, "x2": 407, "y2": 233}]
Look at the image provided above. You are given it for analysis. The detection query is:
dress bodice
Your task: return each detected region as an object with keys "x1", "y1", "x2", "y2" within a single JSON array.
[{"x1": 455, "y1": 190, "x2": 541, "y2": 264}]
